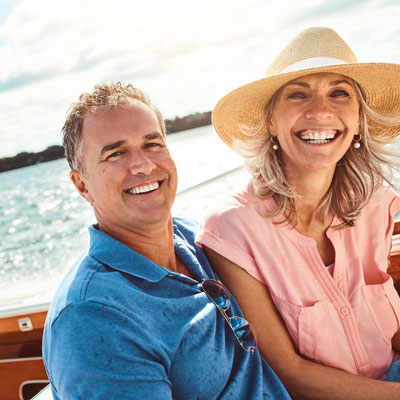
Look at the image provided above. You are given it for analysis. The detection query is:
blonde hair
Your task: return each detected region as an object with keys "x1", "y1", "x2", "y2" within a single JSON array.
[
  {"x1": 62, "y1": 82, "x2": 165, "y2": 174},
  {"x1": 233, "y1": 82, "x2": 400, "y2": 227}
]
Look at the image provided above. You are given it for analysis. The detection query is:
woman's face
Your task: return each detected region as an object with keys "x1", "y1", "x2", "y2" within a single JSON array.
[{"x1": 268, "y1": 72, "x2": 360, "y2": 177}]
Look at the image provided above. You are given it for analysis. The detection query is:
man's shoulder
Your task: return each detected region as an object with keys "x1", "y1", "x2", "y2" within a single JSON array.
[{"x1": 46, "y1": 253, "x2": 104, "y2": 324}]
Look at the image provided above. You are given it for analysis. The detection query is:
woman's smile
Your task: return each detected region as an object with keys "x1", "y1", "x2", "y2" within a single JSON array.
[{"x1": 269, "y1": 72, "x2": 359, "y2": 173}]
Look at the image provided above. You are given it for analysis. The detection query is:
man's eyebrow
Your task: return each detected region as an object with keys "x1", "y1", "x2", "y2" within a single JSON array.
[
  {"x1": 99, "y1": 133, "x2": 164, "y2": 156},
  {"x1": 100, "y1": 140, "x2": 126, "y2": 156},
  {"x1": 144, "y1": 132, "x2": 164, "y2": 140}
]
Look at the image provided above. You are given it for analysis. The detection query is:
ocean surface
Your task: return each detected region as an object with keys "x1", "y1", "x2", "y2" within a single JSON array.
[
  {"x1": 0, "y1": 126, "x2": 249, "y2": 302},
  {"x1": 1, "y1": 125, "x2": 399, "y2": 303}
]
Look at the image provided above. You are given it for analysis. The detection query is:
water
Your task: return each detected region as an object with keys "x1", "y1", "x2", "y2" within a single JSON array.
[
  {"x1": 0, "y1": 126, "x2": 250, "y2": 302},
  {"x1": 1, "y1": 126, "x2": 399, "y2": 303}
]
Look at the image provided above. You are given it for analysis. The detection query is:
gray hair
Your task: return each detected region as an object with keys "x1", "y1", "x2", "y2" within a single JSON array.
[
  {"x1": 62, "y1": 82, "x2": 165, "y2": 174},
  {"x1": 233, "y1": 81, "x2": 400, "y2": 227}
]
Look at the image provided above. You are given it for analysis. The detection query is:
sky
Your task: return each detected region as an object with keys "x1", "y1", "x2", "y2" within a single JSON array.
[{"x1": 1, "y1": 0, "x2": 400, "y2": 158}]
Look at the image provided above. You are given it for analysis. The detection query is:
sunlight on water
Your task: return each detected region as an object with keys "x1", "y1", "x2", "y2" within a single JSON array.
[
  {"x1": 0, "y1": 126, "x2": 249, "y2": 301},
  {"x1": 1, "y1": 126, "x2": 399, "y2": 303}
]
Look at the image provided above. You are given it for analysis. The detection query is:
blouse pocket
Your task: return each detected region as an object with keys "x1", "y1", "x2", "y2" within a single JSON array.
[
  {"x1": 361, "y1": 271, "x2": 400, "y2": 345},
  {"x1": 273, "y1": 296, "x2": 341, "y2": 369}
]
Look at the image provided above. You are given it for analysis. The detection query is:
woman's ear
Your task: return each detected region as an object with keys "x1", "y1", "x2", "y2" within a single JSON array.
[
  {"x1": 70, "y1": 170, "x2": 94, "y2": 204},
  {"x1": 267, "y1": 118, "x2": 275, "y2": 136}
]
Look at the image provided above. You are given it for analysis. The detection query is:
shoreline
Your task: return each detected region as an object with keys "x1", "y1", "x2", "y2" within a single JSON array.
[{"x1": 1, "y1": 111, "x2": 211, "y2": 173}]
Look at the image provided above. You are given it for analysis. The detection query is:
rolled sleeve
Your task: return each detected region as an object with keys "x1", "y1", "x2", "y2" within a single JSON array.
[{"x1": 196, "y1": 212, "x2": 267, "y2": 285}]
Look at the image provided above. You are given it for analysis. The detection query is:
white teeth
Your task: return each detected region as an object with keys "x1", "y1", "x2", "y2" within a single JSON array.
[
  {"x1": 305, "y1": 139, "x2": 330, "y2": 144},
  {"x1": 300, "y1": 130, "x2": 337, "y2": 142},
  {"x1": 128, "y1": 182, "x2": 159, "y2": 194}
]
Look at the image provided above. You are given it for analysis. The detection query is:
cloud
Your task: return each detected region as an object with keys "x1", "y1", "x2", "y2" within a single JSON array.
[{"x1": 1, "y1": 0, "x2": 400, "y2": 157}]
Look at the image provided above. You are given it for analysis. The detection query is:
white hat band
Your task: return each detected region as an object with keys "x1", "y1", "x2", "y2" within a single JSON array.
[{"x1": 281, "y1": 57, "x2": 348, "y2": 73}]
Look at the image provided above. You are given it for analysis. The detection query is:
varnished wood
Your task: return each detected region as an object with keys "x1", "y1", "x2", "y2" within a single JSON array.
[
  {"x1": 0, "y1": 311, "x2": 47, "y2": 345},
  {"x1": 0, "y1": 357, "x2": 48, "y2": 400},
  {"x1": 389, "y1": 220, "x2": 400, "y2": 292},
  {"x1": 394, "y1": 220, "x2": 400, "y2": 236}
]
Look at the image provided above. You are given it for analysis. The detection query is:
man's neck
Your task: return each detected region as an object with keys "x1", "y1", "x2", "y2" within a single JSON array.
[{"x1": 99, "y1": 216, "x2": 177, "y2": 269}]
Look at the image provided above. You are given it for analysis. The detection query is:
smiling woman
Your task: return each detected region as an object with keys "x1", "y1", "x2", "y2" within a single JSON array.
[
  {"x1": 197, "y1": 27, "x2": 400, "y2": 400},
  {"x1": 268, "y1": 73, "x2": 360, "y2": 182}
]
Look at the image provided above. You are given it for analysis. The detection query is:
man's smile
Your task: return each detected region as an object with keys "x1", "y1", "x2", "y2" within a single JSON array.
[{"x1": 125, "y1": 180, "x2": 162, "y2": 195}]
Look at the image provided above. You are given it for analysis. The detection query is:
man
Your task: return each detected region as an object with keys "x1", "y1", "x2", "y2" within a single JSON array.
[{"x1": 42, "y1": 82, "x2": 289, "y2": 399}]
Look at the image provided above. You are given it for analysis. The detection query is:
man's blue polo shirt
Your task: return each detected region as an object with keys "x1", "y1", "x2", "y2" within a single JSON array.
[{"x1": 43, "y1": 216, "x2": 289, "y2": 399}]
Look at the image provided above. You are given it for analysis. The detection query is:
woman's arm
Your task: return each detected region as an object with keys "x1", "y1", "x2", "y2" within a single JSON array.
[{"x1": 203, "y1": 247, "x2": 400, "y2": 400}]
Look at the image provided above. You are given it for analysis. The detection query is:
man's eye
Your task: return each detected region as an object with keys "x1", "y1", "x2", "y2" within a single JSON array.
[
  {"x1": 287, "y1": 91, "x2": 307, "y2": 99},
  {"x1": 331, "y1": 89, "x2": 349, "y2": 97},
  {"x1": 145, "y1": 142, "x2": 163, "y2": 149},
  {"x1": 106, "y1": 151, "x2": 123, "y2": 160}
]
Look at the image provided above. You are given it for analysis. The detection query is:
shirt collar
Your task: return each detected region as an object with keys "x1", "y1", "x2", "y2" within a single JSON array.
[
  {"x1": 88, "y1": 224, "x2": 169, "y2": 282},
  {"x1": 87, "y1": 222, "x2": 206, "y2": 283}
]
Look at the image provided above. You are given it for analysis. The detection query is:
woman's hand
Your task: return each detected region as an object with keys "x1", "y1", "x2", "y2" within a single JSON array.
[{"x1": 203, "y1": 246, "x2": 400, "y2": 400}]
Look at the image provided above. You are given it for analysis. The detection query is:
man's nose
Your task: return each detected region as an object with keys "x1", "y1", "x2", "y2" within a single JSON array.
[
  {"x1": 304, "y1": 96, "x2": 334, "y2": 120},
  {"x1": 128, "y1": 151, "x2": 156, "y2": 175}
]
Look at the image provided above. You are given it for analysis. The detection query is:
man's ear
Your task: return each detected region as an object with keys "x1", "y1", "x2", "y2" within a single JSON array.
[{"x1": 70, "y1": 170, "x2": 94, "y2": 204}]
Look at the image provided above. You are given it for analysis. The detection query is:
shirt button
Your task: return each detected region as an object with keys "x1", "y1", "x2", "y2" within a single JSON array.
[{"x1": 341, "y1": 308, "x2": 349, "y2": 315}]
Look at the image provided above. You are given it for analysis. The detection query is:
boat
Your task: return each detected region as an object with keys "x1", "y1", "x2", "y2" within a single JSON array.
[{"x1": 1, "y1": 167, "x2": 400, "y2": 399}]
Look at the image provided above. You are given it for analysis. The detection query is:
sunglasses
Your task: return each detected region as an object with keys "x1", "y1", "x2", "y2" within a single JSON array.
[{"x1": 201, "y1": 279, "x2": 257, "y2": 355}]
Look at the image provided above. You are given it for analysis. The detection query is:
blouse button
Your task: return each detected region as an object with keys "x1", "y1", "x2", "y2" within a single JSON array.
[{"x1": 341, "y1": 307, "x2": 349, "y2": 315}]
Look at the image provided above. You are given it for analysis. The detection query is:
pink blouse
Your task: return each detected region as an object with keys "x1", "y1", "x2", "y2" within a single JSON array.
[{"x1": 196, "y1": 180, "x2": 400, "y2": 378}]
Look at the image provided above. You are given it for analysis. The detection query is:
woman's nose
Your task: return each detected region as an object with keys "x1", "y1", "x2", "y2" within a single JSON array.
[{"x1": 304, "y1": 96, "x2": 334, "y2": 120}]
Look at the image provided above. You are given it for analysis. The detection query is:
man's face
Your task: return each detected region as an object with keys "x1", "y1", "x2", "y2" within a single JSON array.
[{"x1": 70, "y1": 101, "x2": 178, "y2": 237}]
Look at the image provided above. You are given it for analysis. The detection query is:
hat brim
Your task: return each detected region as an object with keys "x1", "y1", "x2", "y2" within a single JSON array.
[{"x1": 212, "y1": 63, "x2": 400, "y2": 148}]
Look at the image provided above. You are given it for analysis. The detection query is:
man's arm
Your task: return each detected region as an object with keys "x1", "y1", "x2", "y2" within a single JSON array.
[
  {"x1": 44, "y1": 301, "x2": 173, "y2": 399},
  {"x1": 203, "y1": 247, "x2": 400, "y2": 400}
]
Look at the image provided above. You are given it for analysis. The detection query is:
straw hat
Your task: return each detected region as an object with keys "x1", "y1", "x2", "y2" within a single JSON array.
[{"x1": 212, "y1": 27, "x2": 400, "y2": 148}]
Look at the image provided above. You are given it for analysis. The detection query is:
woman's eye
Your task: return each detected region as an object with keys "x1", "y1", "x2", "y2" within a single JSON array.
[
  {"x1": 287, "y1": 91, "x2": 307, "y2": 99},
  {"x1": 331, "y1": 89, "x2": 349, "y2": 97}
]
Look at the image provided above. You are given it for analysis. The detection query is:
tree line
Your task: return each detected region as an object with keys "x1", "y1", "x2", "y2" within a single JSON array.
[{"x1": 1, "y1": 111, "x2": 212, "y2": 173}]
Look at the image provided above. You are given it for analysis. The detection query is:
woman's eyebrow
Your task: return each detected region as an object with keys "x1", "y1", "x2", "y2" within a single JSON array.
[
  {"x1": 329, "y1": 79, "x2": 353, "y2": 87},
  {"x1": 284, "y1": 79, "x2": 353, "y2": 89}
]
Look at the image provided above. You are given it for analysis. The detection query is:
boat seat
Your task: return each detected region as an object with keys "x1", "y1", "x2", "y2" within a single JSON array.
[
  {"x1": 32, "y1": 384, "x2": 52, "y2": 399},
  {"x1": 389, "y1": 220, "x2": 400, "y2": 295}
]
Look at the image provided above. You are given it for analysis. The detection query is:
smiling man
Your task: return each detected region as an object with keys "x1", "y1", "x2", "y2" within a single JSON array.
[{"x1": 42, "y1": 82, "x2": 289, "y2": 399}]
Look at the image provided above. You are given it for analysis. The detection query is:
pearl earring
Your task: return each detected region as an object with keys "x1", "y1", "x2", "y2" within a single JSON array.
[
  {"x1": 353, "y1": 134, "x2": 361, "y2": 149},
  {"x1": 271, "y1": 136, "x2": 279, "y2": 151}
]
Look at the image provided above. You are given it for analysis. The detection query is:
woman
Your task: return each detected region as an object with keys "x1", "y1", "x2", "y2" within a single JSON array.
[{"x1": 196, "y1": 27, "x2": 400, "y2": 399}]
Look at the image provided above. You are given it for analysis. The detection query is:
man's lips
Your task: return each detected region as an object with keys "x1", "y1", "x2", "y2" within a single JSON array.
[{"x1": 125, "y1": 181, "x2": 162, "y2": 195}]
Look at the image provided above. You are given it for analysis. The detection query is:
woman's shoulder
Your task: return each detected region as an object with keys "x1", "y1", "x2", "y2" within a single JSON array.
[
  {"x1": 353, "y1": 187, "x2": 400, "y2": 235},
  {"x1": 364, "y1": 187, "x2": 400, "y2": 215},
  {"x1": 202, "y1": 180, "x2": 273, "y2": 225}
]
